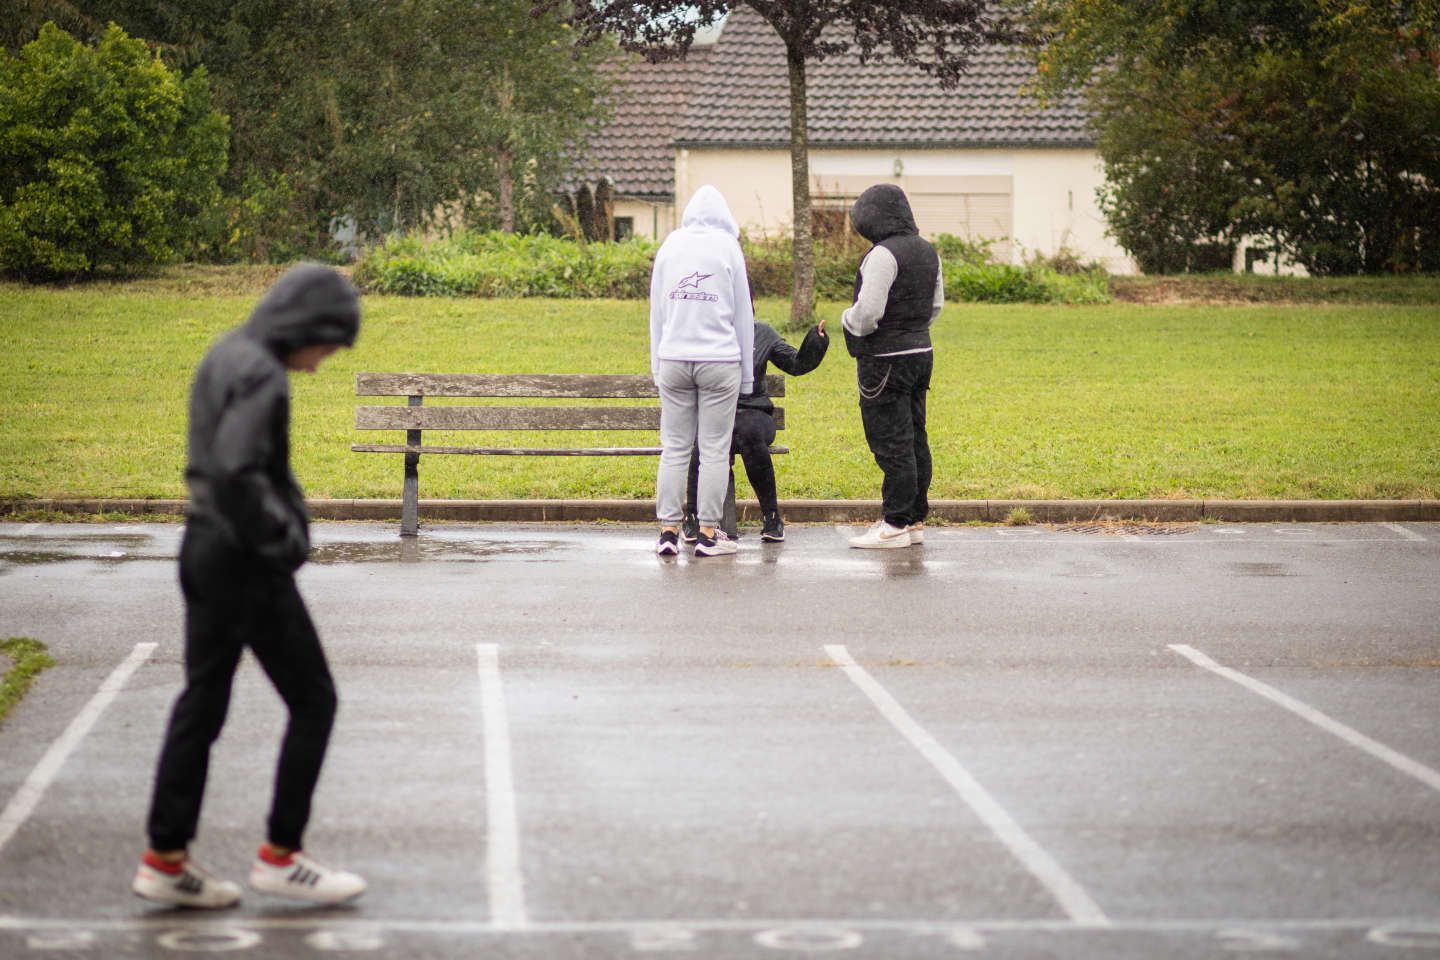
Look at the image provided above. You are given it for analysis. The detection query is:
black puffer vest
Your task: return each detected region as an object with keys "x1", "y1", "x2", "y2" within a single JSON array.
[{"x1": 844, "y1": 234, "x2": 939, "y2": 358}]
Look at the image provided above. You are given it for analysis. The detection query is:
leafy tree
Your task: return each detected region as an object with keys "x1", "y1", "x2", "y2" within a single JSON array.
[
  {"x1": 0, "y1": 22, "x2": 228, "y2": 277},
  {"x1": 540, "y1": 0, "x2": 1004, "y2": 323},
  {"x1": 8, "y1": 1, "x2": 613, "y2": 258},
  {"x1": 1029, "y1": 0, "x2": 1440, "y2": 274}
]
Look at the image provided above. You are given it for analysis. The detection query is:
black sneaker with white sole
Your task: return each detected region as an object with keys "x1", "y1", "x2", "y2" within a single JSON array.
[
  {"x1": 761, "y1": 512, "x2": 785, "y2": 542},
  {"x1": 656, "y1": 530, "x2": 680, "y2": 555},
  {"x1": 693, "y1": 529, "x2": 737, "y2": 556}
]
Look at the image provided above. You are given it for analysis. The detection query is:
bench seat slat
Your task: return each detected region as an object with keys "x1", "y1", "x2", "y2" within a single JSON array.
[
  {"x1": 352, "y1": 444, "x2": 790, "y2": 456},
  {"x1": 357, "y1": 372, "x2": 784, "y2": 398},
  {"x1": 356, "y1": 406, "x2": 785, "y2": 431}
]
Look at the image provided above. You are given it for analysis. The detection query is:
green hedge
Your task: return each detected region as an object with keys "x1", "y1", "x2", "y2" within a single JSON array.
[
  {"x1": 353, "y1": 230, "x2": 1112, "y2": 304},
  {"x1": 351, "y1": 231, "x2": 657, "y2": 297}
]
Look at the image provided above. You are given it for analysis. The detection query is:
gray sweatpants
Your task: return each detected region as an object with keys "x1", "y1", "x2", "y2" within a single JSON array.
[{"x1": 656, "y1": 360, "x2": 741, "y2": 526}]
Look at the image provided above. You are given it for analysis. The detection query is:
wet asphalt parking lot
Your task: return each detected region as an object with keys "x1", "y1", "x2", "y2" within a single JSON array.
[{"x1": 0, "y1": 519, "x2": 1436, "y2": 959}]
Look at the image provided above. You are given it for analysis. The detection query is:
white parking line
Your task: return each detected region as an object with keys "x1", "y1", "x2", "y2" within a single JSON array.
[
  {"x1": 1381, "y1": 522, "x2": 1427, "y2": 542},
  {"x1": 824, "y1": 644, "x2": 1110, "y2": 926},
  {"x1": 476, "y1": 643, "x2": 529, "y2": 930},
  {"x1": 0, "y1": 642, "x2": 157, "y2": 857},
  {"x1": 1, "y1": 914, "x2": 1432, "y2": 934},
  {"x1": 1168, "y1": 644, "x2": 1440, "y2": 795}
]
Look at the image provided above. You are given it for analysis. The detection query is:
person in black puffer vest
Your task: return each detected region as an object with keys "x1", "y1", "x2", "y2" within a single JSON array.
[
  {"x1": 840, "y1": 184, "x2": 943, "y2": 549},
  {"x1": 683, "y1": 317, "x2": 829, "y2": 542}
]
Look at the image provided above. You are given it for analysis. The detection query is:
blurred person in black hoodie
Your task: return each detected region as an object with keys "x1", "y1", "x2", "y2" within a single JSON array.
[
  {"x1": 133, "y1": 265, "x2": 367, "y2": 909},
  {"x1": 683, "y1": 315, "x2": 829, "y2": 543},
  {"x1": 839, "y1": 184, "x2": 943, "y2": 549}
]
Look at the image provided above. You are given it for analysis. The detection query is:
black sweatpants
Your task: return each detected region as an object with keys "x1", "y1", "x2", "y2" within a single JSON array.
[
  {"x1": 857, "y1": 351, "x2": 933, "y2": 528},
  {"x1": 685, "y1": 408, "x2": 780, "y2": 516},
  {"x1": 146, "y1": 521, "x2": 336, "y2": 851}
]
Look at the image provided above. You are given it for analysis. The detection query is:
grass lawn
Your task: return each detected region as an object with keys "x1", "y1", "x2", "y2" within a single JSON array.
[{"x1": 1, "y1": 285, "x2": 1437, "y2": 501}]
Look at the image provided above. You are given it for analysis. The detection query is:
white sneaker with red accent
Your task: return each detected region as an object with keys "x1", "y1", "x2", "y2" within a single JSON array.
[
  {"x1": 249, "y1": 849, "x2": 367, "y2": 905},
  {"x1": 132, "y1": 855, "x2": 241, "y2": 909}
]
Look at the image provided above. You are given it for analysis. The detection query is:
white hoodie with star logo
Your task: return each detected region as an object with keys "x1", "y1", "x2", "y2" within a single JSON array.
[{"x1": 649, "y1": 185, "x2": 755, "y2": 393}]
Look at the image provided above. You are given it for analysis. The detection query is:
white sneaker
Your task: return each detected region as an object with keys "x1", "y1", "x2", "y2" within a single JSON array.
[
  {"x1": 694, "y1": 529, "x2": 737, "y2": 557},
  {"x1": 249, "y1": 850, "x2": 367, "y2": 905},
  {"x1": 849, "y1": 520, "x2": 912, "y2": 549},
  {"x1": 908, "y1": 522, "x2": 925, "y2": 544},
  {"x1": 132, "y1": 856, "x2": 242, "y2": 909}
]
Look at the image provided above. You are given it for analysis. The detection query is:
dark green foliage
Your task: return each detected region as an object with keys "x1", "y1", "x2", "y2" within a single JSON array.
[
  {"x1": 8, "y1": 2, "x2": 613, "y2": 261},
  {"x1": 593, "y1": 179, "x2": 615, "y2": 242},
  {"x1": 1030, "y1": 0, "x2": 1440, "y2": 275},
  {"x1": 0, "y1": 23, "x2": 228, "y2": 278},
  {"x1": 575, "y1": 184, "x2": 599, "y2": 243}
]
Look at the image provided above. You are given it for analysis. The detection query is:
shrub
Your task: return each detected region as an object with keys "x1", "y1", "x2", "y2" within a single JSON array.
[
  {"x1": 354, "y1": 228, "x2": 1112, "y2": 304},
  {"x1": 353, "y1": 231, "x2": 657, "y2": 298},
  {"x1": 0, "y1": 23, "x2": 228, "y2": 278}
]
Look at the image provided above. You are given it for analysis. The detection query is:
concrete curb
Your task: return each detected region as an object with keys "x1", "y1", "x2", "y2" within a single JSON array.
[{"x1": 3, "y1": 497, "x2": 1437, "y2": 524}]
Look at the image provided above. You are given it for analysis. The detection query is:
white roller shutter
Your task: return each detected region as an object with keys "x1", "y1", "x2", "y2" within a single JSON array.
[{"x1": 911, "y1": 193, "x2": 1013, "y2": 263}]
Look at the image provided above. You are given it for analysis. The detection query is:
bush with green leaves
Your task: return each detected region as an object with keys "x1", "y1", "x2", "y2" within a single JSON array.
[
  {"x1": 0, "y1": 23, "x2": 228, "y2": 278},
  {"x1": 353, "y1": 231, "x2": 657, "y2": 298},
  {"x1": 354, "y1": 229, "x2": 1111, "y2": 304}
]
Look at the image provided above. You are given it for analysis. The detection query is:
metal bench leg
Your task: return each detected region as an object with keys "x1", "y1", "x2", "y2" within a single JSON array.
[
  {"x1": 401, "y1": 396, "x2": 423, "y2": 538},
  {"x1": 722, "y1": 468, "x2": 739, "y2": 540},
  {"x1": 401, "y1": 451, "x2": 420, "y2": 537}
]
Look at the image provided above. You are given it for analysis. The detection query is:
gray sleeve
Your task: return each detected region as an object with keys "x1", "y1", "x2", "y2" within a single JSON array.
[
  {"x1": 931, "y1": 260, "x2": 945, "y2": 321},
  {"x1": 841, "y1": 246, "x2": 898, "y2": 338}
]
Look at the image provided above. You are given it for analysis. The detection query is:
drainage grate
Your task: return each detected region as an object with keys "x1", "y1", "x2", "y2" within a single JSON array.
[{"x1": 1056, "y1": 522, "x2": 1198, "y2": 536}]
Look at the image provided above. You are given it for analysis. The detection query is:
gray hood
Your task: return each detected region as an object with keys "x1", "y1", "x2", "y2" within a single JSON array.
[
  {"x1": 245, "y1": 264, "x2": 361, "y2": 357},
  {"x1": 850, "y1": 184, "x2": 920, "y2": 243}
]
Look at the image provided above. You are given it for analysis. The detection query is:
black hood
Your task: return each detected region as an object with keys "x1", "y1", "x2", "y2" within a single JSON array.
[
  {"x1": 245, "y1": 264, "x2": 361, "y2": 357},
  {"x1": 850, "y1": 184, "x2": 920, "y2": 244}
]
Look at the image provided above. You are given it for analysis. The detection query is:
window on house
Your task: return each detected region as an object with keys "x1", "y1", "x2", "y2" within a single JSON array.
[{"x1": 614, "y1": 217, "x2": 634, "y2": 242}]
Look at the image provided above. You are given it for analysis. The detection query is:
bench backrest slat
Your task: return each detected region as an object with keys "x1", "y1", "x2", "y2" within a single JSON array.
[
  {"x1": 356, "y1": 372, "x2": 785, "y2": 398},
  {"x1": 357, "y1": 406, "x2": 785, "y2": 432}
]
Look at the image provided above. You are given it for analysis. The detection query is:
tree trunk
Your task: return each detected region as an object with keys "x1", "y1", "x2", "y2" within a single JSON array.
[
  {"x1": 497, "y1": 146, "x2": 515, "y2": 234},
  {"x1": 496, "y1": 66, "x2": 516, "y2": 234},
  {"x1": 785, "y1": 41, "x2": 815, "y2": 326}
]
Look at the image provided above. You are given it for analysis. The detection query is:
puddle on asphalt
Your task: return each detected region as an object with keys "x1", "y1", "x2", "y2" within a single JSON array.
[
  {"x1": 0, "y1": 533, "x2": 152, "y2": 545},
  {"x1": 0, "y1": 536, "x2": 570, "y2": 567},
  {"x1": 0, "y1": 551, "x2": 152, "y2": 572},
  {"x1": 1230, "y1": 561, "x2": 1294, "y2": 577},
  {"x1": 308, "y1": 537, "x2": 571, "y2": 564},
  {"x1": 0, "y1": 532, "x2": 160, "y2": 570}
]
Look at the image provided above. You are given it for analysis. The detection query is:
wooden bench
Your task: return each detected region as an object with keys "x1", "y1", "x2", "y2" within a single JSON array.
[{"x1": 352, "y1": 372, "x2": 787, "y2": 536}]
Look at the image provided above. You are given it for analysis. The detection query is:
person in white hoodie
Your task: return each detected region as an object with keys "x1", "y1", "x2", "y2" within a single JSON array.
[{"x1": 650, "y1": 185, "x2": 755, "y2": 557}]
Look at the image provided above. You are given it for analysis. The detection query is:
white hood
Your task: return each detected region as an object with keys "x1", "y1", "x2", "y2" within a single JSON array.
[
  {"x1": 681, "y1": 185, "x2": 740, "y2": 238},
  {"x1": 648, "y1": 185, "x2": 754, "y2": 393}
]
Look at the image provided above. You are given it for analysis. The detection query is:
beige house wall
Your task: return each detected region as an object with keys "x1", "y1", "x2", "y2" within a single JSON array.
[
  {"x1": 676, "y1": 148, "x2": 793, "y2": 237},
  {"x1": 674, "y1": 146, "x2": 1136, "y2": 274},
  {"x1": 612, "y1": 199, "x2": 675, "y2": 241},
  {"x1": 1011, "y1": 149, "x2": 1133, "y2": 273}
]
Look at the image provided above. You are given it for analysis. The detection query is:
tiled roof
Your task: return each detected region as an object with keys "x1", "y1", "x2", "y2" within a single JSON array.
[
  {"x1": 572, "y1": 49, "x2": 713, "y2": 199},
  {"x1": 577, "y1": 9, "x2": 1091, "y2": 197},
  {"x1": 674, "y1": 6, "x2": 1092, "y2": 148}
]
